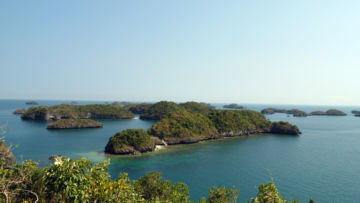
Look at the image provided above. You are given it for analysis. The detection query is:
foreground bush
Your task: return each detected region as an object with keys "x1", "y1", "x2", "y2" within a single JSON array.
[{"x1": 0, "y1": 156, "x2": 315, "y2": 202}]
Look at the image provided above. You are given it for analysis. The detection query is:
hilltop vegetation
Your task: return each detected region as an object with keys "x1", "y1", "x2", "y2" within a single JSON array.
[
  {"x1": 124, "y1": 103, "x2": 153, "y2": 114},
  {"x1": 21, "y1": 104, "x2": 135, "y2": 121},
  {"x1": 180, "y1": 101, "x2": 215, "y2": 114},
  {"x1": 208, "y1": 110, "x2": 273, "y2": 135},
  {"x1": 47, "y1": 119, "x2": 103, "y2": 129},
  {"x1": 105, "y1": 129, "x2": 155, "y2": 154},
  {"x1": 140, "y1": 101, "x2": 182, "y2": 120},
  {"x1": 148, "y1": 109, "x2": 218, "y2": 144}
]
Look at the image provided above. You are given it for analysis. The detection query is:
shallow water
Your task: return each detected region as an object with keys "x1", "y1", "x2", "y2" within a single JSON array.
[{"x1": 1, "y1": 100, "x2": 360, "y2": 202}]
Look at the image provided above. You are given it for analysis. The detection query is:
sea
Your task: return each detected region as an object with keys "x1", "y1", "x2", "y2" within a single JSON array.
[{"x1": 0, "y1": 99, "x2": 359, "y2": 202}]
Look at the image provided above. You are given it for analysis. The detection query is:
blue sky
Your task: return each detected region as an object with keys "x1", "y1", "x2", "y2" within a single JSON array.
[{"x1": 1, "y1": 1, "x2": 359, "y2": 105}]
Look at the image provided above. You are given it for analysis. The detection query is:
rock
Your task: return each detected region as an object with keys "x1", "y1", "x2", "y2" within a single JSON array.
[
  {"x1": 26, "y1": 101, "x2": 38, "y2": 105},
  {"x1": 13, "y1": 109, "x2": 26, "y2": 114}
]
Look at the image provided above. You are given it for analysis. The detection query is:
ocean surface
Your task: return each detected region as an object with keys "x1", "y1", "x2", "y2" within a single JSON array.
[{"x1": 1, "y1": 99, "x2": 360, "y2": 202}]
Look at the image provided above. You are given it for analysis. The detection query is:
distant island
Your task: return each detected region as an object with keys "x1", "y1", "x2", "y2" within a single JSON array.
[
  {"x1": 223, "y1": 103, "x2": 244, "y2": 109},
  {"x1": 105, "y1": 101, "x2": 301, "y2": 155},
  {"x1": 17, "y1": 104, "x2": 135, "y2": 130},
  {"x1": 25, "y1": 101, "x2": 38, "y2": 105},
  {"x1": 351, "y1": 110, "x2": 360, "y2": 117},
  {"x1": 261, "y1": 108, "x2": 347, "y2": 117},
  {"x1": 47, "y1": 119, "x2": 103, "y2": 129},
  {"x1": 21, "y1": 104, "x2": 134, "y2": 121},
  {"x1": 309, "y1": 109, "x2": 346, "y2": 116},
  {"x1": 261, "y1": 108, "x2": 308, "y2": 117}
]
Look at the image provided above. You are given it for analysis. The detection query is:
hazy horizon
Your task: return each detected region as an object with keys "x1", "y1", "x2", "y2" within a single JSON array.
[{"x1": 1, "y1": 1, "x2": 360, "y2": 106}]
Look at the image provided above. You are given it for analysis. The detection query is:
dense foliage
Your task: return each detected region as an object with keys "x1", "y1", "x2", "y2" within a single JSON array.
[
  {"x1": 124, "y1": 103, "x2": 153, "y2": 114},
  {"x1": 140, "y1": 101, "x2": 183, "y2": 120},
  {"x1": 0, "y1": 155, "x2": 315, "y2": 203},
  {"x1": 47, "y1": 119, "x2": 103, "y2": 129},
  {"x1": 270, "y1": 122, "x2": 301, "y2": 135},
  {"x1": 105, "y1": 129, "x2": 155, "y2": 154},
  {"x1": 148, "y1": 109, "x2": 218, "y2": 144},
  {"x1": 208, "y1": 110, "x2": 272, "y2": 134},
  {"x1": 179, "y1": 101, "x2": 215, "y2": 114},
  {"x1": 21, "y1": 104, "x2": 135, "y2": 120}
]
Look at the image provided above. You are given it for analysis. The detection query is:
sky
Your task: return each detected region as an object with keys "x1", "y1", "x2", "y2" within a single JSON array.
[{"x1": 1, "y1": 0, "x2": 360, "y2": 105}]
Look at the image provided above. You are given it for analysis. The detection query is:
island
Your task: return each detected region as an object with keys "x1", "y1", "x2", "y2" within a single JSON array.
[
  {"x1": 21, "y1": 104, "x2": 135, "y2": 121},
  {"x1": 351, "y1": 110, "x2": 360, "y2": 117},
  {"x1": 13, "y1": 109, "x2": 26, "y2": 114},
  {"x1": 309, "y1": 109, "x2": 346, "y2": 116},
  {"x1": 47, "y1": 119, "x2": 103, "y2": 129},
  {"x1": 261, "y1": 108, "x2": 308, "y2": 117},
  {"x1": 105, "y1": 129, "x2": 155, "y2": 154},
  {"x1": 106, "y1": 106, "x2": 301, "y2": 155},
  {"x1": 26, "y1": 101, "x2": 38, "y2": 105},
  {"x1": 223, "y1": 103, "x2": 244, "y2": 109}
]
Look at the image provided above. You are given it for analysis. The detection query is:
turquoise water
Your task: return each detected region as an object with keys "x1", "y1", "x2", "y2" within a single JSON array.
[{"x1": 1, "y1": 100, "x2": 360, "y2": 202}]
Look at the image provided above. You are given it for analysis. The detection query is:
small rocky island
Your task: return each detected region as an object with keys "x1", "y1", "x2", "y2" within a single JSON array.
[
  {"x1": 223, "y1": 103, "x2": 244, "y2": 109},
  {"x1": 47, "y1": 119, "x2": 103, "y2": 129},
  {"x1": 13, "y1": 109, "x2": 26, "y2": 114},
  {"x1": 105, "y1": 102, "x2": 301, "y2": 155},
  {"x1": 105, "y1": 129, "x2": 155, "y2": 155},
  {"x1": 261, "y1": 108, "x2": 308, "y2": 117},
  {"x1": 26, "y1": 101, "x2": 38, "y2": 105},
  {"x1": 309, "y1": 109, "x2": 346, "y2": 116}
]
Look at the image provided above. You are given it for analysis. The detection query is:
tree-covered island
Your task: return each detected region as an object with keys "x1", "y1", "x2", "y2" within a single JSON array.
[
  {"x1": 47, "y1": 119, "x2": 103, "y2": 129},
  {"x1": 261, "y1": 108, "x2": 308, "y2": 117},
  {"x1": 21, "y1": 104, "x2": 135, "y2": 121},
  {"x1": 106, "y1": 102, "x2": 301, "y2": 155},
  {"x1": 309, "y1": 109, "x2": 346, "y2": 116}
]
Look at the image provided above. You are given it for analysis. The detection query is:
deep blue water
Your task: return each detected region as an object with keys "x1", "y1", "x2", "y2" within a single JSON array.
[{"x1": 1, "y1": 99, "x2": 360, "y2": 202}]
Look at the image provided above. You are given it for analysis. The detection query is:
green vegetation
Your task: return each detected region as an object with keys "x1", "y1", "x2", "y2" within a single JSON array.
[
  {"x1": 140, "y1": 101, "x2": 183, "y2": 120},
  {"x1": 13, "y1": 109, "x2": 26, "y2": 114},
  {"x1": 270, "y1": 122, "x2": 301, "y2": 135},
  {"x1": 310, "y1": 109, "x2": 346, "y2": 116},
  {"x1": 21, "y1": 106, "x2": 49, "y2": 120},
  {"x1": 223, "y1": 103, "x2": 244, "y2": 109},
  {"x1": 47, "y1": 119, "x2": 103, "y2": 129},
  {"x1": 261, "y1": 108, "x2": 308, "y2": 117},
  {"x1": 124, "y1": 103, "x2": 153, "y2": 114},
  {"x1": 208, "y1": 110, "x2": 273, "y2": 134},
  {"x1": 180, "y1": 101, "x2": 215, "y2": 114},
  {"x1": 148, "y1": 109, "x2": 218, "y2": 144},
  {"x1": 21, "y1": 104, "x2": 135, "y2": 121},
  {"x1": 105, "y1": 129, "x2": 155, "y2": 154},
  {"x1": 0, "y1": 141, "x2": 15, "y2": 169},
  {"x1": 0, "y1": 155, "x2": 315, "y2": 202}
]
